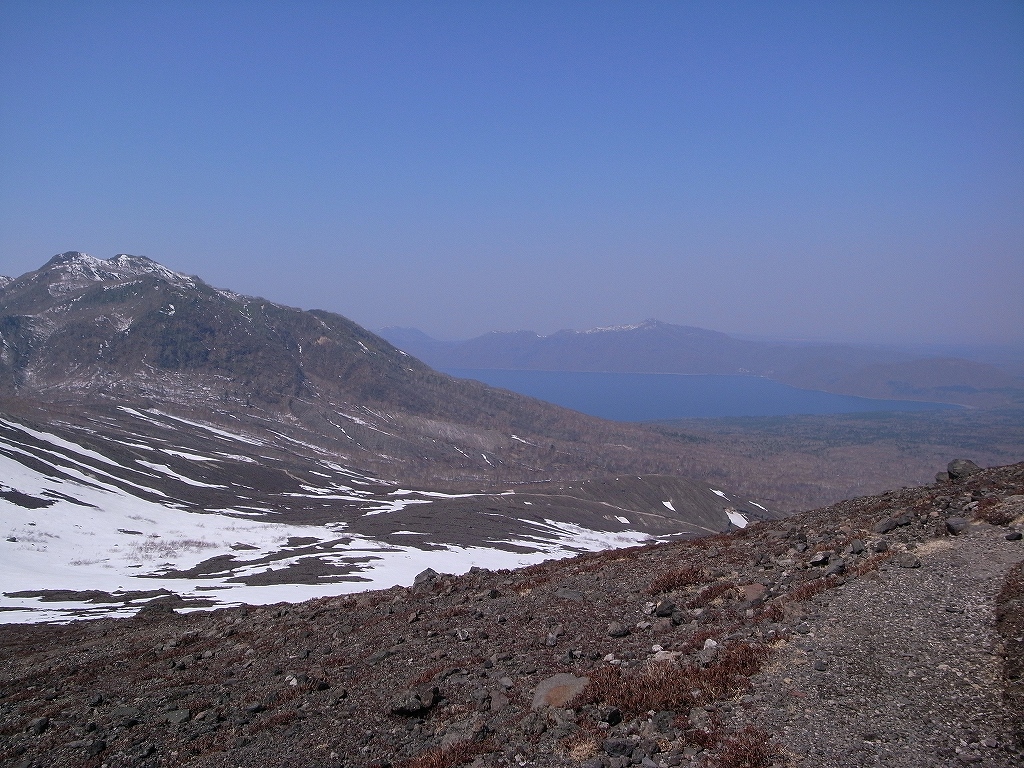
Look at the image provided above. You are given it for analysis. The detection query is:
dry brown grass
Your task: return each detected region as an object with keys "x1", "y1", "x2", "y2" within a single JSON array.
[
  {"x1": 397, "y1": 739, "x2": 494, "y2": 768},
  {"x1": 647, "y1": 565, "x2": 703, "y2": 595},
  {"x1": 686, "y1": 581, "x2": 737, "y2": 609},
  {"x1": 975, "y1": 497, "x2": 1017, "y2": 525},
  {"x1": 573, "y1": 641, "x2": 769, "y2": 714},
  {"x1": 784, "y1": 575, "x2": 839, "y2": 604},
  {"x1": 710, "y1": 726, "x2": 782, "y2": 767}
]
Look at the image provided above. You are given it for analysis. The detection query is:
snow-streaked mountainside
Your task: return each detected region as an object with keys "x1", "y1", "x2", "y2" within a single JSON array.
[
  {"x1": 0, "y1": 254, "x2": 777, "y2": 623},
  {"x1": 0, "y1": 409, "x2": 762, "y2": 623},
  {"x1": 0, "y1": 253, "x2": 780, "y2": 487}
]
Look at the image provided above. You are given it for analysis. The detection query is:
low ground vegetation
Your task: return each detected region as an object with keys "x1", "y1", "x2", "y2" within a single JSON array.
[{"x1": 1, "y1": 463, "x2": 1023, "y2": 767}]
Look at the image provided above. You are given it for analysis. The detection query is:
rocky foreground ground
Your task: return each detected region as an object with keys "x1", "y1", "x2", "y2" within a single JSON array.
[{"x1": 1, "y1": 461, "x2": 1022, "y2": 768}]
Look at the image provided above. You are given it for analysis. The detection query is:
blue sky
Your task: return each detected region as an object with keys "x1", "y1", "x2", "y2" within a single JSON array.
[{"x1": 1, "y1": 1, "x2": 1022, "y2": 344}]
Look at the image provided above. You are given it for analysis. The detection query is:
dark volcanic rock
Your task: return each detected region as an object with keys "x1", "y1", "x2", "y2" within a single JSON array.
[
  {"x1": 389, "y1": 686, "x2": 440, "y2": 716},
  {"x1": 946, "y1": 517, "x2": 970, "y2": 535},
  {"x1": 948, "y1": 459, "x2": 983, "y2": 482}
]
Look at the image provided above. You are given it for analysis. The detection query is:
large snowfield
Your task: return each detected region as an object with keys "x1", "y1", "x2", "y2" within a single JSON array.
[{"x1": 0, "y1": 417, "x2": 654, "y2": 623}]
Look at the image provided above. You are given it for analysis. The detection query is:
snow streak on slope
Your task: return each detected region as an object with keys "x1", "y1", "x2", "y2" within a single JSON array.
[{"x1": 0, "y1": 417, "x2": 657, "y2": 623}]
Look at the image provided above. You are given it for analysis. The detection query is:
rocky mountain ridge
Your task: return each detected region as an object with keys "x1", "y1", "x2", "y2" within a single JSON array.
[
  {"x1": 0, "y1": 254, "x2": 779, "y2": 489},
  {"x1": 1, "y1": 460, "x2": 1021, "y2": 767}
]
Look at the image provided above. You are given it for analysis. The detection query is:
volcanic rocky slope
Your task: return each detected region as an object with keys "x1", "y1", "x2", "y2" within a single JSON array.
[{"x1": 2, "y1": 462, "x2": 1022, "y2": 768}]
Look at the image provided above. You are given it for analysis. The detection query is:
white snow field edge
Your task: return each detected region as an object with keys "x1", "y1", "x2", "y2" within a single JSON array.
[{"x1": 0, "y1": 424, "x2": 655, "y2": 624}]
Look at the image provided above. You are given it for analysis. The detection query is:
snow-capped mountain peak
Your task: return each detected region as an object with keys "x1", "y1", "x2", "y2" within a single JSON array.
[
  {"x1": 40, "y1": 251, "x2": 195, "y2": 290},
  {"x1": 579, "y1": 319, "x2": 664, "y2": 334}
]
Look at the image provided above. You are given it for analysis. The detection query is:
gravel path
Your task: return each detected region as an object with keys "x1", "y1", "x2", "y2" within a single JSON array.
[{"x1": 741, "y1": 522, "x2": 1021, "y2": 767}]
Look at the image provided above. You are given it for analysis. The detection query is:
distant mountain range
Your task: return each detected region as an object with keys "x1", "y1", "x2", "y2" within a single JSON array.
[
  {"x1": 379, "y1": 320, "x2": 1024, "y2": 408},
  {"x1": 0, "y1": 253, "x2": 777, "y2": 620}
]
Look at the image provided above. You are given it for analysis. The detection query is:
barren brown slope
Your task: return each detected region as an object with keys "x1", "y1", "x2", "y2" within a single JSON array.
[
  {"x1": 2, "y1": 462, "x2": 1021, "y2": 768},
  {"x1": 0, "y1": 253, "x2": 767, "y2": 490}
]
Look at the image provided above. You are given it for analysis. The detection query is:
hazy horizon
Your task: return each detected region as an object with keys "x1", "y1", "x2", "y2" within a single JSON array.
[{"x1": 2, "y1": 2, "x2": 1022, "y2": 346}]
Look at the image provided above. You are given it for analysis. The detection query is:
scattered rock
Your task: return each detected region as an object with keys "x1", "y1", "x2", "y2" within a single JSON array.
[
  {"x1": 554, "y1": 587, "x2": 583, "y2": 602},
  {"x1": 808, "y1": 551, "x2": 830, "y2": 566},
  {"x1": 489, "y1": 691, "x2": 509, "y2": 711},
  {"x1": 544, "y1": 623, "x2": 564, "y2": 646},
  {"x1": 654, "y1": 599, "x2": 676, "y2": 617},
  {"x1": 946, "y1": 517, "x2": 969, "y2": 535},
  {"x1": 603, "y1": 738, "x2": 634, "y2": 757},
  {"x1": 531, "y1": 673, "x2": 589, "y2": 709},
  {"x1": 740, "y1": 583, "x2": 766, "y2": 602},
  {"x1": 389, "y1": 686, "x2": 441, "y2": 716},
  {"x1": 607, "y1": 621, "x2": 630, "y2": 638},
  {"x1": 824, "y1": 558, "x2": 846, "y2": 576},
  {"x1": 110, "y1": 706, "x2": 141, "y2": 727},
  {"x1": 872, "y1": 513, "x2": 912, "y2": 534},
  {"x1": 599, "y1": 706, "x2": 622, "y2": 726},
  {"x1": 413, "y1": 568, "x2": 439, "y2": 589},
  {"x1": 947, "y1": 459, "x2": 982, "y2": 482},
  {"x1": 4, "y1": 460, "x2": 1024, "y2": 768}
]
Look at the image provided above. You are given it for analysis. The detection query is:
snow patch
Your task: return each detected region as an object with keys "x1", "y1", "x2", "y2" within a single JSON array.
[{"x1": 726, "y1": 510, "x2": 749, "y2": 528}]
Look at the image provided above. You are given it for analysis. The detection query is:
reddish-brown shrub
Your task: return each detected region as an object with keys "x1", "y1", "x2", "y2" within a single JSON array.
[
  {"x1": 408, "y1": 665, "x2": 448, "y2": 686},
  {"x1": 397, "y1": 739, "x2": 493, "y2": 768},
  {"x1": 679, "y1": 628, "x2": 720, "y2": 653},
  {"x1": 686, "y1": 581, "x2": 737, "y2": 609},
  {"x1": 249, "y1": 709, "x2": 298, "y2": 733},
  {"x1": 754, "y1": 602, "x2": 784, "y2": 623},
  {"x1": 850, "y1": 551, "x2": 892, "y2": 576},
  {"x1": 975, "y1": 498, "x2": 1016, "y2": 526},
  {"x1": 783, "y1": 575, "x2": 837, "y2": 604},
  {"x1": 710, "y1": 726, "x2": 781, "y2": 768},
  {"x1": 647, "y1": 565, "x2": 703, "y2": 595},
  {"x1": 572, "y1": 642, "x2": 769, "y2": 714}
]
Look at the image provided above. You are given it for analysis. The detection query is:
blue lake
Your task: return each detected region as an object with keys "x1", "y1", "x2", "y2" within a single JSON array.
[{"x1": 444, "y1": 369, "x2": 961, "y2": 422}]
